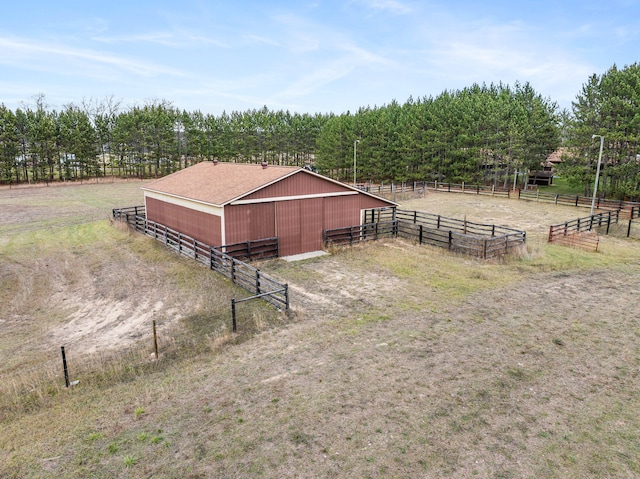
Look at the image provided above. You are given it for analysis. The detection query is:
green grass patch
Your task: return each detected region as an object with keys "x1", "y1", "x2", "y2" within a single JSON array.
[{"x1": 538, "y1": 176, "x2": 585, "y2": 196}]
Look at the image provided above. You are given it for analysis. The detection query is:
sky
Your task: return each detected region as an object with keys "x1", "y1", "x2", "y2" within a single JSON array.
[{"x1": 1, "y1": 0, "x2": 638, "y2": 115}]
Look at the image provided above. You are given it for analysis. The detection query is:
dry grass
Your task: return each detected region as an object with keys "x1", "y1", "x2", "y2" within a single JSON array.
[
  {"x1": 2, "y1": 186, "x2": 640, "y2": 478},
  {"x1": 0, "y1": 182, "x2": 283, "y2": 421}
]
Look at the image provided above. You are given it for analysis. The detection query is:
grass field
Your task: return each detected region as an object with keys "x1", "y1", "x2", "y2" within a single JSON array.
[{"x1": 1, "y1": 182, "x2": 640, "y2": 478}]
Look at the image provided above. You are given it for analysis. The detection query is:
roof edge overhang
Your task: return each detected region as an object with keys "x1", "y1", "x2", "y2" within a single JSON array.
[
  {"x1": 142, "y1": 166, "x2": 399, "y2": 208},
  {"x1": 302, "y1": 169, "x2": 401, "y2": 207},
  {"x1": 141, "y1": 187, "x2": 224, "y2": 208},
  {"x1": 220, "y1": 167, "x2": 303, "y2": 205}
]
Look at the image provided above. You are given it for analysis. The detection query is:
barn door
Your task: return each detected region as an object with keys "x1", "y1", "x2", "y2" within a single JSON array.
[
  {"x1": 276, "y1": 198, "x2": 324, "y2": 256},
  {"x1": 276, "y1": 201, "x2": 302, "y2": 256}
]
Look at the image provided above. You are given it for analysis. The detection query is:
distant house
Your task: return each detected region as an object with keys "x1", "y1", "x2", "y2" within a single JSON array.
[
  {"x1": 528, "y1": 149, "x2": 564, "y2": 186},
  {"x1": 141, "y1": 161, "x2": 397, "y2": 257}
]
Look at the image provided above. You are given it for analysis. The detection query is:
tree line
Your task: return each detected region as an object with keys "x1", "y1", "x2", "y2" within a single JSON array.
[
  {"x1": 315, "y1": 82, "x2": 559, "y2": 186},
  {"x1": 559, "y1": 63, "x2": 640, "y2": 199},
  {"x1": 1, "y1": 63, "x2": 639, "y2": 198},
  {"x1": 0, "y1": 96, "x2": 326, "y2": 183}
]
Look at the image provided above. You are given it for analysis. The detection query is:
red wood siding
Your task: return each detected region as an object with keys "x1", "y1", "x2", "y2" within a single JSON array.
[
  {"x1": 323, "y1": 195, "x2": 360, "y2": 230},
  {"x1": 148, "y1": 183, "x2": 393, "y2": 256},
  {"x1": 243, "y1": 171, "x2": 350, "y2": 200},
  {"x1": 359, "y1": 195, "x2": 396, "y2": 210},
  {"x1": 146, "y1": 197, "x2": 222, "y2": 246},
  {"x1": 276, "y1": 200, "x2": 302, "y2": 256},
  {"x1": 300, "y1": 198, "x2": 324, "y2": 254},
  {"x1": 224, "y1": 203, "x2": 276, "y2": 244}
]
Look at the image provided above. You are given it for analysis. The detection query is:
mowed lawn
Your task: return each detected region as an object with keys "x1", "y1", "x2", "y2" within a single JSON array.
[{"x1": 1, "y1": 182, "x2": 640, "y2": 478}]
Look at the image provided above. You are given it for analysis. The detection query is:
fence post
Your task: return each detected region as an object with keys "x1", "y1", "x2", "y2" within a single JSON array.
[
  {"x1": 194, "y1": 240, "x2": 198, "y2": 260},
  {"x1": 628, "y1": 217, "x2": 633, "y2": 237},
  {"x1": 61, "y1": 346, "x2": 70, "y2": 388},
  {"x1": 483, "y1": 239, "x2": 487, "y2": 259},
  {"x1": 153, "y1": 320, "x2": 159, "y2": 359},
  {"x1": 548, "y1": 226, "x2": 554, "y2": 243},
  {"x1": 231, "y1": 299, "x2": 237, "y2": 333},
  {"x1": 555, "y1": 194, "x2": 559, "y2": 205},
  {"x1": 284, "y1": 284, "x2": 290, "y2": 311},
  {"x1": 606, "y1": 213, "x2": 611, "y2": 235},
  {"x1": 589, "y1": 215, "x2": 594, "y2": 231},
  {"x1": 448, "y1": 230, "x2": 452, "y2": 249},
  {"x1": 256, "y1": 271, "x2": 261, "y2": 294},
  {"x1": 231, "y1": 260, "x2": 236, "y2": 282},
  {"x1": 491, "y1": 225, "x2": 495, "y2": 237},
  {"x1": 437, "y1": 215, "x2": 441, "y2": 229},
  {"x1": 178, "y1": 233, "x2": 182, "y2": 252},
  {"x1": 419, "y1": 225, "x2": 423, "y2": 244}
]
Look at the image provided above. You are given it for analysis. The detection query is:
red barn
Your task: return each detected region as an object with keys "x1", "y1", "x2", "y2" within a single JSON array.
[{"x1": 141, "y1": 161, "x2": 397, "y2": 257}]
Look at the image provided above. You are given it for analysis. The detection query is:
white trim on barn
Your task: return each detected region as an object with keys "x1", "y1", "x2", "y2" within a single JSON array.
[
  {"x1": 143, "y1": 190, "x2": 225, "y2": 215},
  {"x1": 230, "y1": 190, "x2": 358, "y2": 205}
]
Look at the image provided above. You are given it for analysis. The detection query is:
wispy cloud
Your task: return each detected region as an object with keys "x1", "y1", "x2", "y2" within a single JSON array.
[
  {"x1": 243, "y1": 34, "x2": 281, "y2": 47},
  {"x1": 92, "y1": 32, "x2": 182, "y2": 47},
  {"x1": 92, "y1": 31, "x2": 228, "y2": 48},
  {"x1": 355, "y1": 0, "x2": 414, "y2": 15},
  {"x1": 265, "y1": 12, "x2": 394, "y2": 102},
  {"x1": 0, "y1": 36, "x2": 186, "y2": 78},
  {"x1": 411, "y1": 14, "x2": 594, "y2": 107}
]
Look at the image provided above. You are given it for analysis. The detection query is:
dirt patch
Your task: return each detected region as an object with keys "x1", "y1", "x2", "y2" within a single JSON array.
[
  {"x1": 269, "y1": 244, "x2": 404, "y2": 319},
  {"x1": 401, "y1": 192, "x2": 594, "y2": 240},
  {"x1": 48, "y1": 294, "x2": 178, "y2": 355}
]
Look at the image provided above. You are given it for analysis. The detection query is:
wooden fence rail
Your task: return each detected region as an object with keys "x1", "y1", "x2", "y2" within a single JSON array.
[
  {"x1": 517, "y1": 189, "x2": 640, "y2": 214},
  {"x1": 548, "y1": 209, "x2": 622, "y2": 252},
  {"x1": 359, "y1": 181, "x2": 512, "y2": 198},
  {"x1": 113, "y1": 207, "x2": 289, "y2": 311},
  {"x1": 358, "y1": 180, "x2": 640, "y2": 216},
  {"x1": 222, "y1": 237, "x2": 279, "y2": 261},
  {"x1": 326, "y1": 209, "x2": 526, "y2": 260}
]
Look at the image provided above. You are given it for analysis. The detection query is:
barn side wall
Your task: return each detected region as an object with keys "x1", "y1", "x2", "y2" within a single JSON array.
[
  {"x1": 145, "y1": 195, "x2": 222, "y2": 246},
  {"x1": 358, "y1": 194, "x2": 396, "y2": 210},
  {"x1": 224, "y1": 203, "x2": 276, "y2": 245},
  {"x1": 242, "y1": 170, "x2": 351, "y2": 200}
]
